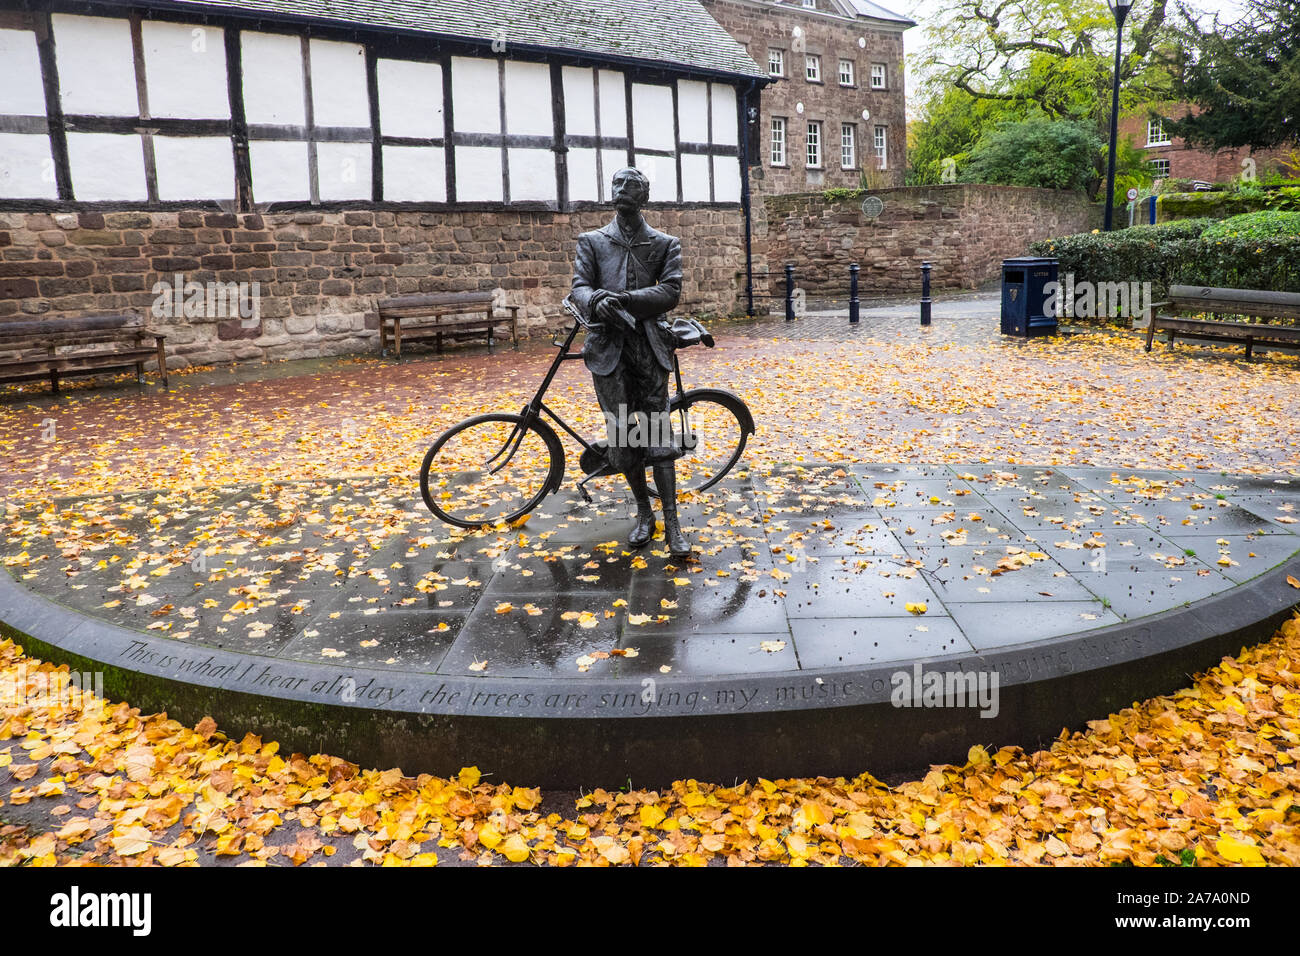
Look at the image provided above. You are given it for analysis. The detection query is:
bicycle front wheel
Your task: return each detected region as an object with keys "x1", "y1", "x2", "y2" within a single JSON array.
[
  {"x1": 419, "y1": 413, "x2": 562, "y2": 529},
  {"x1": 665, "y1": 391, "x2": 752, "y2": 494}
]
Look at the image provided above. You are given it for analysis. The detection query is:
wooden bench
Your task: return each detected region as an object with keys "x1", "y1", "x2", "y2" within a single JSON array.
[
  {"x1": 0, "y1": 314, "x2": 168, "y2": 393},
  {"x1": 376, "y1": 292, "x2": 519, "y2": 360},
  {"x1": 1145, "y1": 285, "x2": 1300, "y2": 359}
]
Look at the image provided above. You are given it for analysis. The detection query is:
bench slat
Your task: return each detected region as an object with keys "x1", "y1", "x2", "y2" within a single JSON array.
[
  {"x1": 1168, "y1": 285, "x2": 1300, "y2": 310},
  {"x1": 0, "y1": 314, "x2": 145, "y2": 337}
]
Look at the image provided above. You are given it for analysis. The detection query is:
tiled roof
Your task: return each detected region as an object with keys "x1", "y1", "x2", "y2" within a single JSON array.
[
  {"x1": 94, "y1": 0, "x2": 768, "y2": 79},
  {"x1": 843, "y1": 0, "x2": 915, "y2": 25}
]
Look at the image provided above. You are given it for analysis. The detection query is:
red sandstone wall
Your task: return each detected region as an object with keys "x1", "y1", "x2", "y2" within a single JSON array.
[
  {"x1": 0, "y1": 207, "x2": 750, "y2": 366},
  {"x1": 758, "y1": 184, "x2": 1099, "y2": 297}
]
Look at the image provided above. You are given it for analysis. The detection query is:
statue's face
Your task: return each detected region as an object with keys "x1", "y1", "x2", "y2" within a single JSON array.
[{"x1": 611, "y1": 168, "x2": 649, "y2": 211}]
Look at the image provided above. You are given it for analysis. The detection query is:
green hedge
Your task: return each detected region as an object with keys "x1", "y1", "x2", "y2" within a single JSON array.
[
  {"x1": 1166, "y1": 236, "x2": 1300, "y2": 292},
  {"x1": 1202, "y1": 210, "x2": 1300, "y2": 240},
  {"x1": 1027, "y1": 219, "x2": 1213, "y2": 288},
  {"x1": 1029, "y1": 221, "x2": 1300, "y2": 294}
]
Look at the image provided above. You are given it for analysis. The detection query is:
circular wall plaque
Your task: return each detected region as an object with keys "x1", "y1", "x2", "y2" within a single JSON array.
[{"x1": 861, "y1": 196, "x2": 884, "y2": 219}]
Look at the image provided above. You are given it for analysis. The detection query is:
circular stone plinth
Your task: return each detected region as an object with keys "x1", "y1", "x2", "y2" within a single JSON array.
[{"x1": 3, "y1": 464, "x2": 1298, "y2": 787}]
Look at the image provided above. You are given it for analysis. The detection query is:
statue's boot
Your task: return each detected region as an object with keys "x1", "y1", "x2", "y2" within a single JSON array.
[
  {"x1": 654, "y1": 464, "x2": 692, "y2": 559},
  {"x1": 626, "y1": 468, "x2": 655, "y2": 550}
]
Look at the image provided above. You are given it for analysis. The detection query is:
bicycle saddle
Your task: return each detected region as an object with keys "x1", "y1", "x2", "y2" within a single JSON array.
[{"x1": 666, "y1": 317, "x2": 715, "y2": 349}]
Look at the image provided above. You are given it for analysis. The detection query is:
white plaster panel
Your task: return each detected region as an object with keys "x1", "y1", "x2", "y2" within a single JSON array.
[
  {"x1": 562, "y1": 67, "x2": 595, "y2": 138},
  {"x1": 598, "y1": 70, "x2": 626, "y2": 137},
  {"x1": 53, "y1": 15, "x2": 138, "y2": 117},
  {"x1": 713, "y1": 154, "x2": 741, "y2": 203},
  {"x1": 566, "y1": 147, "x2": 598, "y2": 203},
  {"x1": 310, "y1": 40, "x2": 369, "y2": 128},
  {"x1": 249, "y1": 139, "x2": 309, "y2": 201},
  {"x1": 601, "y1": 148, "x2": 629, "y2": 197},
  {"x1": 241, "y1": 32, "x2": 305, "y2": 125},
  {"x1": 635, "y1": 153, "x2": 676, "y2": 202},
  {"x1": 317, "y1": 141, "x2": 371, "y2": 201},
  {"x1": 503, "y1": 60, "x2": 551, "y2": 137},
  {"x1": 0, "y1": 29, "x2": 46, "y2": 116},
  {"x1": 0, "y1": 133, "x2": 57, "y2": 199},
  {"x1": 507, "y1": 147, "x2": 555, "y2": 202},
  {"x1": 66, "y1": 132, "x2": 146, "y2": 201},
  {"x1": 142, "y1": 21, "x2": 229, "y2": 119},
  {"x1": 451, "y1": 57, "x2": 501, "y2": 134},
  {"x1": 153, "y1": 136, "x2": 234, "y2": 200},
  {"x1": 377, "y1": 58, "x2": 443, "y2": 139},
  {"x1": 711, "y1": 83, "x2": 738, "y2": 146},
  {"x1": 681, "y1": 152, "x2": 710, "y2": 202},
  {"x1": 631, "y1": 83, "x2": 674, "y2": 151},
  {"x1": 454, "y1": 145, "x2": 503, "y2": 201},
  {"x1": 677, "y1": 80, "x2": 709, "y2": 145},
  {"x1": 382, "y1": 145, "x2": 446, "y2": 202}
]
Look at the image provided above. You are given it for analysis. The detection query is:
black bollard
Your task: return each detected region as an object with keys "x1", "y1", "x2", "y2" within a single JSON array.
[
  {"x1": 784, "y1": 263, "x2": 795, "y2": 322},
  {"x1": 848, "y1": 263, "x2": 860, "y2": 324},
  {"x1": 920, "y1": 262, "x2": 932, "y2": 327}
]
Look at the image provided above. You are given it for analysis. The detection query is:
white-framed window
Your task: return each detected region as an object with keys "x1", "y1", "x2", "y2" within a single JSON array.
[
  {"x1": 768, "y1": 49, "x2": 784, "y2": 77},
  {"x1": 870, "y1": 63, "x2": 887, "y2": 89},
  {"x1": 1150, "y1": 158, "x2": 1171, "y2": 177},
  {"x1": 838, "y1": 59, "x2": 855, "y2": 86},
  {"x1": 1147, "y1": 118, "x2": 1170, "y2": 146},
  {"x1": 805, "y1": 55, "x2": 821, "y2": 82},
  {"x1": 770, "y1": 116, "x2": 787, "y2": 165},
  {"x1": 873, "y1": 125, "x2": 887, "y2": 169},
  {"x1": 802, "y1": 0, "x2": 817, "y2": 7},
  {"x1": 807, "y1": 120, "x2": 822, "y2": 168},
  {"x1": 841, "y1": 123, "x2": 856, "y2": 168}
]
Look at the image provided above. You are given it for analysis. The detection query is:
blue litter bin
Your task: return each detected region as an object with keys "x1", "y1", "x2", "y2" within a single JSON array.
[{"x1": 1000, "y1": 257, "x2": 1059, "y2": 337}]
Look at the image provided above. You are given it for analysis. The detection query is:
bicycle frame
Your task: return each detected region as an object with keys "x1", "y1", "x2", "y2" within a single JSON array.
[{"x1": 486, "y1": 319, "x2": 693, "y2": 489}]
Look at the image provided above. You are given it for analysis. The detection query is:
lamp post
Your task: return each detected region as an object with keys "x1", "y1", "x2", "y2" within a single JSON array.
[{"x1": 1103, "y1": 0, "x2": 1133, "y2": 231}]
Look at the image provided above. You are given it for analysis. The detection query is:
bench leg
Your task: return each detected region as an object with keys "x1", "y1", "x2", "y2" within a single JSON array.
[
  {"x1": 136, "y1": 361, "x2": 145, "y2": 384},
  {"x1": 49, "y1": 368, "x2": 59, "y2": 394},
  {"x1": 1245, "y1": 338, "x2": 1254, "y2": 360},
  {"x1": 380, "y1": 322, "x2": 388, "y2": 358},
  {"x1": 395, "y1": 323, "x2": 402, "y2": 362},
  {"x1": 487, "y1": 311, "x2": 494, "y2": 353},
  {"x1": 1144, "y1": 320, "x2": 1157, "y2": 352},
  {"x1": 436, "y1": 331, "x2": 443, "y2": 354},
  {"x1": 511, "y1": 307, "x2": 519, "y2": 350},
  {"x1": 157, "y1": 339, "x2": 169, "y2": 386}
]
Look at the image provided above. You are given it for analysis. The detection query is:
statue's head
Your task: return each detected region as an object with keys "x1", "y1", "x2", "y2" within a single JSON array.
[{"x1": 610, "y1": 167, "x2": 650, "y2": 211}]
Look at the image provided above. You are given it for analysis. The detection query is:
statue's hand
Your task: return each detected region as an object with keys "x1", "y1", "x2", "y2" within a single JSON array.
[{"x1": 594, "y1": 295, "x2": 625, "y2": 323}]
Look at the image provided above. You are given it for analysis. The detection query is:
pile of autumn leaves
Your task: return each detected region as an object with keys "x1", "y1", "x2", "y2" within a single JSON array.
[{"x1": 2, "y1": 614, "x2": 1297, "y2": 867}]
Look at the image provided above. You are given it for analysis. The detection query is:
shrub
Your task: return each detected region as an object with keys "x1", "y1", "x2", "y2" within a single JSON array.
[
  {"x1": 1029, "y1": 221, "x2": 1300, "y2": 294},
  {"x1": 1127, "y1": 218, "x2": 1214, "y2": 240},
  {"x1": 1167, "y1": 236, "x2": 1300, "y2": 292},
  {"x1": 963, "y1": 119, "x2": 1101, "y2": 192},
  {"x1": 1201, "y1": 210, "x2": 1300, "y2": 240},
  {"x1": 1028, "y1": 227, "x2": 1190, "y2": 288}
]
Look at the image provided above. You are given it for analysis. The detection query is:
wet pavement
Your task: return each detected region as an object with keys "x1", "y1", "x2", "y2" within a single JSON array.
[{"x1": 6, "y1": 463, "x2": 1298, "y2": 688}]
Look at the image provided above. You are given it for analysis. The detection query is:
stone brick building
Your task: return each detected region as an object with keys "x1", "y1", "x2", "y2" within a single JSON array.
[
  {"x1": 1121, "y1": 104, "x2": 1295, "y2": 184},
  {"x1": 701, "y1": 0, "x2": 912, "y2": 194},
  {"x1": 0, "y1": 0, "x2": 773, "y2": 364}
]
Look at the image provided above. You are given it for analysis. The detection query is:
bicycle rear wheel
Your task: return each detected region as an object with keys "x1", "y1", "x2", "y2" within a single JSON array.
[
  {"x1": 664, "y1": 391, "x2": 752, "y2": 494},
  {"x1": 420, "y1": 413, "x2": 562, "y2": 529}
]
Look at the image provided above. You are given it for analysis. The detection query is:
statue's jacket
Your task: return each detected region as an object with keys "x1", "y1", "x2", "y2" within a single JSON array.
[{"x1": 570, "y1": 216, "x2": 683, "y2": 376}]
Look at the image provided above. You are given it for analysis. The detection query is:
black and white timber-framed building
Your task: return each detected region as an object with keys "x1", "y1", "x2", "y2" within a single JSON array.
[{"x1": 0, "y1": 0, "x2": 772, "y2": 212}]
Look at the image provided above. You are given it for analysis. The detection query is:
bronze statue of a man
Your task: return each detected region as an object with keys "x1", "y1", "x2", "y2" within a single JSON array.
[{"x1": 570, "y1": 167, "x2": 691, "y2": 558}]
